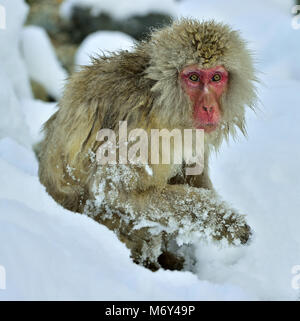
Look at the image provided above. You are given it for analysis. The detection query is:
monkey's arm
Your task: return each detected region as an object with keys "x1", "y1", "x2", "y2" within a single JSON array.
[{"x1": 86, "y1": 164, "x2": 250, "y2": 246}]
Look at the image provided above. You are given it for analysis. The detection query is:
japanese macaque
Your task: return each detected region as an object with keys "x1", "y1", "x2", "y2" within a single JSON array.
[{"x1": 37, "y1": 19, "x2": 257, "y2": 271}]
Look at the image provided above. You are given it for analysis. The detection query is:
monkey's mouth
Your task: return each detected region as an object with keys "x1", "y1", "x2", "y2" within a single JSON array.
[{"x1": 196, "y1": 122, "x2": 219, "y2": 133}]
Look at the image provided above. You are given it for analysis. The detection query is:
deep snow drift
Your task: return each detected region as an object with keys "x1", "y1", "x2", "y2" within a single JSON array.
[{"x1": 0, "y1": 0, "x2": 299, "y2": 300}]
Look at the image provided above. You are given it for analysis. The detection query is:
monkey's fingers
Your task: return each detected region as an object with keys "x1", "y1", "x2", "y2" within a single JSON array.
[
  {"x1": 235, "y1": 223, "x2": 252, "y2": 245},
  {"x1": 209, "y1": 210, "x2": 252, "y2": 245}
]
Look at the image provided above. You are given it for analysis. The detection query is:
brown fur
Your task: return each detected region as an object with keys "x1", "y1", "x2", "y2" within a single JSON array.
[{"x1": 37, "y1": 19, "x2": 257, "y2": 271}]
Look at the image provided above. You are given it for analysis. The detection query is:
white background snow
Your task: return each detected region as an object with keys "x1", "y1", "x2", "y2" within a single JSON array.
[
  {"x1": 60, "y1": 0, "x2": 177, "y2": 20},
  {"x1": 75, "y1": 31, "x2": 134, "y2": 68},
  {"x1": 0, "y1": 0, "x2": 300, "y2": 300}
]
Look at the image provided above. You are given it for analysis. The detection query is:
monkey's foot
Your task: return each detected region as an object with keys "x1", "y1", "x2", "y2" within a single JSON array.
[
  {"x1": 157, "y1": 251, "x2": 185, "y2": 271},
  {"x1": 133, "y1": 251, "x2": 185, "y2": 272}
]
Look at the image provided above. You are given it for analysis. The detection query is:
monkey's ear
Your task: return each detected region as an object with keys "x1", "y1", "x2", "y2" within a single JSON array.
[{"x1": 222, "y1": 68, "x2": 258, "y2": 140}]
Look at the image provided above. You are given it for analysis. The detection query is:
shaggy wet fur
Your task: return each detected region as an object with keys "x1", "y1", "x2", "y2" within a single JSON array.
[{"x1": 37, "y1": 19, "x2": 257, "y2": 271}]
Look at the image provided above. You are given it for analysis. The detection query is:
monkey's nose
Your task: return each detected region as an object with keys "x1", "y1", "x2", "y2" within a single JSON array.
[
  {"x1": 203, "y1": 106, "x2": 214, "y2": 113},
  {"x1": 202, "y1": 106, "x2": 215, "y2": 121}
]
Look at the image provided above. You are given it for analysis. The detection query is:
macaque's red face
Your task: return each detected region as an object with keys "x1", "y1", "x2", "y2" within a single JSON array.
[{"x1": 180, "y1": 65, "x2": 228, "y2": 133}]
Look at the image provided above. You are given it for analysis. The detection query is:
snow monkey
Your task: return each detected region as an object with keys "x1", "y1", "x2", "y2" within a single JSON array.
[{"x1": 37, "y1": 19, "x2": 257, "y2": 271}]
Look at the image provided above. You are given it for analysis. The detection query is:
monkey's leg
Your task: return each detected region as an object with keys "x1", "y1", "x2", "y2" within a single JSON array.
[{"x1": 87, "y1": 210, "x2": 185, "y2": 271}]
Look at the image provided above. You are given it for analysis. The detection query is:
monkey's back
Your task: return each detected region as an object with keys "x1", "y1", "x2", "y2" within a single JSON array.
[{"x1": 37, "y1": 47, "x2": 156, "y2": 212}]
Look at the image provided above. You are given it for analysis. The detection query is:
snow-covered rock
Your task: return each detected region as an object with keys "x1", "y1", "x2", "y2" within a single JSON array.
[
  {"x1": 0, "y1": 0, "x2": 32, "y2": 99},
  {"x1": 0, "y1": 0, "x2": 32, "y2": 147},
  {"x1": 20, "y1": 26, "x2": 68, "y2": 100},
  {"x1": 75, "y1": 31, "x2": 134, "y2": 68},
  {"x1": 60, "y1": 0, "x2": 177, "y2": 20}
]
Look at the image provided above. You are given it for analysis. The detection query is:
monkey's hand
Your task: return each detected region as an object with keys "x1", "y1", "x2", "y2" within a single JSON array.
[
  {"x1": 155, "y1": 184, "x2": 252, "y2": 246},
  {"x1": 206, "y1": 207, "x2": 252, "y2": 245}
]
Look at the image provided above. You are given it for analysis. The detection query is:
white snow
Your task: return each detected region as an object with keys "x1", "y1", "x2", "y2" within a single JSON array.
[
  {"x1": 0, "y1": 139, "x2": 247, "y2": 300},
  {"x1": 60, "y1": 0, "x2": 177, "y2": 20},
  {"x1": 75, "y1": 31, "x2": 134, "y2": 68},
  {"x1": 0, "y1": 0, "x2": 300, "y2": 300},
  {"x1": 0, "y1": 0, "x2": 32, "y2": 148},
  {"x1": 20, "y1": 26, "x2": 68, "y2": 100},
  {"x1": 145, "y1": 164, "x2": 153, "y2": 176},
  {"x1": 0, "y1": 0, "x2": 32, "y2": 100},
  {"x1": 20, "y1": 99, "x2": 58, "y2": 144},
  {"x1": 0, "y1": 68, "x2": 31, "y2": 147}
]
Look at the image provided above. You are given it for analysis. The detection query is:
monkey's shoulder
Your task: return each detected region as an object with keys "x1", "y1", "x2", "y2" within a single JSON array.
[
  {"x1": 64, "y1": 48, "x2": 154, "y2": 102},
  {"x1": 87, "y1": 48, "x2": 150, "y2": 78}
]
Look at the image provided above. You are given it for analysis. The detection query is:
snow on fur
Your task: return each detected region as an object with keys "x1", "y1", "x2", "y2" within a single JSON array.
[{"x1": 0, "y1": 0, "x2": 299, "y2": 300}]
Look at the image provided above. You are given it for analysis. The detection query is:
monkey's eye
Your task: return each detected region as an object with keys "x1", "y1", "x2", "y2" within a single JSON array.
[
  {"x1": 211, "y1": 73, "x2": 222, "y2": 82},
  {"x1": 189, "y1": 74, "x2": 199, "y2": 82}
]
